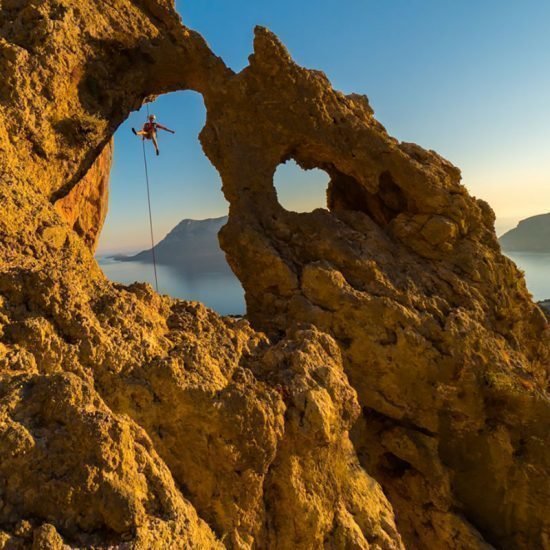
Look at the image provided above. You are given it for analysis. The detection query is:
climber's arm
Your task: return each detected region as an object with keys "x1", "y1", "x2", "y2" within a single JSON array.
[{"x1": 156, "y1": 123, "x2": 175, "y2": 134}]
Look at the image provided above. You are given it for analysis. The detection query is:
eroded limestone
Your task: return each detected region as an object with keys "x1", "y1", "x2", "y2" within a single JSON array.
[{"x1": 0, "y1": 2, "x2": 548, "y2": 549}]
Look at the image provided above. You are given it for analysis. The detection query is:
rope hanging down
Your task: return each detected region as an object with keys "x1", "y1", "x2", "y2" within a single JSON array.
[{"x1": 141, "y1": 137, "x2": 159, "y2": 293}]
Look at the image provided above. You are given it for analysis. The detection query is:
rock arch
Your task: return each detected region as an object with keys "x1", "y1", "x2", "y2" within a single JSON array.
[{"x1": 0, "y1": 3, "x2": 548, "y2": 549}]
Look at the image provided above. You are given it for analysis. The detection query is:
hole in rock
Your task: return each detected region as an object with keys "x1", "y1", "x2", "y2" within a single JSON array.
[
  {"x1": 96, "y1": 91, "x2": 245, "y2": 316},
  {"x1": 381, "y1": 452, "x2": 412, "y2": 478},
  {"x1": 327, "y1": 169, "x2": 409, "y2": 226},
  {"x1": 274, "y1": 159, "x2": 330, "y2": 212},
  {"x1": 274, "y1": 156, "x2": 410, "y2": 227}
]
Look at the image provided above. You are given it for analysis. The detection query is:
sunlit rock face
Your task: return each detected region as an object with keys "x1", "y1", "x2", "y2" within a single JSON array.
[
  {"x1": 210, "y1": 28, "x2": 549, "y2": 550},
  {"x1": 0, "y1": 1, "x2": 548, "y2": 549},
  {"x1": 54, "y1": 139, "x2": 113, "y2": 251}
]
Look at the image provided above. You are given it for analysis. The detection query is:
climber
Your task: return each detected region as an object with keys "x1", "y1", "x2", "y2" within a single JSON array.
[{"x1": 132, "y1": 114, "x2": 175, "y2": 156}]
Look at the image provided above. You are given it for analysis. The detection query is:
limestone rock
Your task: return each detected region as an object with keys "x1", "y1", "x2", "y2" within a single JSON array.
[
  {"x1": 0, "y1": 2, "x2": 548, "y2": 550},
  {"x1": 0, "y1": 371, "x2": 222, "y2": 548},
  {"x1": 54, "y1": 139, "x2": 113, "y2": 251},
  {"x1": 209, "y1": 27, "x2": 550, "y2": 550}
]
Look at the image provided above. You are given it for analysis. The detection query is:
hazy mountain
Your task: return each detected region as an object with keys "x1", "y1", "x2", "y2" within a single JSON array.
[
  {"x1": 115, "y1": 216, "x2": 230, "y2": 273},
  {"x1": 499, "y1": 213, "x2": 550, "y2": 252}
]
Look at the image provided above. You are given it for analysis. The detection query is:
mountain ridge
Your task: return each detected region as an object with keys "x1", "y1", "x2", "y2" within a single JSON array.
[
  {"x1": 499, "y1": 212, "x2": 550, "y2": 252},
  {"x1": 114, "y1": 215, "x2": 230, "y2": 273}
]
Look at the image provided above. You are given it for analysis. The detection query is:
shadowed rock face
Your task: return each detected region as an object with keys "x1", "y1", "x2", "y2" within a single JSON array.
[{"x1": 0, "y1": 2, "x2": 548, "y2": 549}]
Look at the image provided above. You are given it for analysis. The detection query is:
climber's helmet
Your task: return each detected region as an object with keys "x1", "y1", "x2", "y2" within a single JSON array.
[{"x1": 149, "y1": 114, "x2": 156, "y2": 121}]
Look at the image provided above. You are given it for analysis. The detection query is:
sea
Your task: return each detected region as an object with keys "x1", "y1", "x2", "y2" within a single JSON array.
[
  {"x1": 505, "y1": 252, "x2": 550, "y2": 302},
  {"x1": 97, "y1": 252, "x2": 550, "y2": 316},
  {"x1": 98, "y1": 256, "x2": 246, "y2": 316}
]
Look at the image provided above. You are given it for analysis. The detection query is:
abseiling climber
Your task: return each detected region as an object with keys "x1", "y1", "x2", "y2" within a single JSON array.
[{"x1": 132, "y1": 114, "x2": 175, "y2": 155}]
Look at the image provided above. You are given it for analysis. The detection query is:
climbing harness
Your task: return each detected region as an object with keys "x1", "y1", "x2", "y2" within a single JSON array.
[{"x1": 141, "y1": 102, "x2": 160, "y2": 293}]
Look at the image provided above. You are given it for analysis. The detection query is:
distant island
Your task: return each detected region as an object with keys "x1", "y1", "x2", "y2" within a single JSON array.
[
  {"x1": 113, "y1": 216, "x2": 231, "y2": 274},
  {"x1": 499, "y1": 213, "x2": 550, "y2": 252}
]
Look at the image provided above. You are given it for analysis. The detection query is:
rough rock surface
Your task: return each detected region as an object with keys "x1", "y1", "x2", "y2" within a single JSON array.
[
  {"x1": 54, "y1": 139, "x2": 113, "y2": 251},
  {"x1": 213, "y1": 30, "x2": 550, "y2": 550},
  {"x1": 0, "y1": 2, "x2": 548, "y2": 550}
]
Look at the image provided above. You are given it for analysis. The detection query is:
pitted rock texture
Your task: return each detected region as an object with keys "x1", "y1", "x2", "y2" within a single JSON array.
[
  {"x1": 0, "y1": 1, "x2": 548, "y2": 550},
  {"x1": 211, "y1": 29, "x2": 550, "y2": 550}
]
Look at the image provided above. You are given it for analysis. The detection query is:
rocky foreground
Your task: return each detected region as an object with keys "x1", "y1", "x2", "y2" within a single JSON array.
[{"x1": 0, "y1": 1, "x2": 549, "y2": 549}]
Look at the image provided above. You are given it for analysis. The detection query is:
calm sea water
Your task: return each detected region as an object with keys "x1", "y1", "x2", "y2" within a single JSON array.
[
  {"x1": 98, "y1": 253, "x2": 550, "y2": 316},
  {"x1": 98, "y1": 257, "x2": 245, "y2": 316},
  {"x1": 505, "y1": 252, "x2": 550, "y2": 301}
]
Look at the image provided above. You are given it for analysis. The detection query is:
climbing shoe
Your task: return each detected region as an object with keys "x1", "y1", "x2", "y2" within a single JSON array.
[
  {"x1": 156, "y1": 149, "x2": 160, "y2": 156},
  {"x1": 131, "y1": 128, "x2": 137, "y2": 135}
]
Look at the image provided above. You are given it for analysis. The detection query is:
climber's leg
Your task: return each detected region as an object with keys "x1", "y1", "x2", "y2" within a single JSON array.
[{"x1": 152, "y1": 133, "x2": 160, "y2": 156}]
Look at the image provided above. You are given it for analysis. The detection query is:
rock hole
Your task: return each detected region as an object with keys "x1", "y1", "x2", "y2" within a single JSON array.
[
  {"x1": 96, "y1": 91, "x2": 245, "y2": 316},
  {"x1": 273, "y1": 159, "x2": 329, "y2": 213},
  {"x1": 275, "y1": 154, "x2": 411, "y2": 226},
  {"x1": 381, "y1": 452, "x2": 412, "y2": 478}
]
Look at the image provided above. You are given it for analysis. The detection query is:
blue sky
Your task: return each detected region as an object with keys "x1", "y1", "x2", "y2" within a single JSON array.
[{"x1": 97, "y1": 0, "x2": 550, "y2": 253}]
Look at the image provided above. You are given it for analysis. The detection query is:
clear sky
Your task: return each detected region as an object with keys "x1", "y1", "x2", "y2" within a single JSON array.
[{"x1": 97, "y1": 0, "x2": 550, "y2": 254}]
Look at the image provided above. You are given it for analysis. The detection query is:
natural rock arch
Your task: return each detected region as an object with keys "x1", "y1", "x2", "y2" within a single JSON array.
[
  {"x1": 0, "y1": 3, "x2": 548, "y2": 550},
  {"x1": 98, "y1": 90, "x2": 225, "y2": 257}
]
